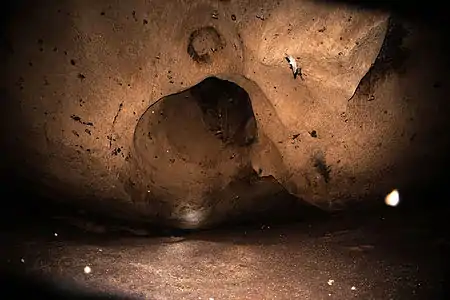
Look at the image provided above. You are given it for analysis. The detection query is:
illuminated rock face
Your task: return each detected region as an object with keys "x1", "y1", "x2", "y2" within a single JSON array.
[{"x1": 2, "y1": 0, "x2": 449, "y2": 228}]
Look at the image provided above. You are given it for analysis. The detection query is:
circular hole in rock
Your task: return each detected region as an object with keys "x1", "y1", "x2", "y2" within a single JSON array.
[{"x1": 187, "y1": 27, "x2": 224, "y2": 64}]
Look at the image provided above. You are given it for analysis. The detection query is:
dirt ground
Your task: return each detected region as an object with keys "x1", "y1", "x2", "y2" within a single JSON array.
[{"x1": 1, "y1": 201, "x2": 447, "y2": 299}]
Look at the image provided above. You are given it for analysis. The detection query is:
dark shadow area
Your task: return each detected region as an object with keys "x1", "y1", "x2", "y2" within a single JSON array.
[
  {"x1": 319, "y1": 0, "x2": 450, "y2": 27},
  {"x1": 0, "y1": 270, "x2": 135, "y2": 299},
  {"x1": 0, "y1": 174, "x2": 192, "y2": 240},
  {"x1": 190, "y1": 77, "x2": 257, "y2": 147}
]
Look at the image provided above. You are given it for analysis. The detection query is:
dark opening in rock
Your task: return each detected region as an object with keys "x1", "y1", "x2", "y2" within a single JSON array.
[
  {"x1": 190, "y1": 77, "x2": 257, "y2": 147},
  {"x1": 134, "y1": 77, "x2": 258, "y2": 166}
]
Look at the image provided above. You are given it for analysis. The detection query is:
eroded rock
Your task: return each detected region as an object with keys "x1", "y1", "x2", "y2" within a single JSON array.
[{"x1": 3, "y1": 0, "x2": 448, "y2": 227}]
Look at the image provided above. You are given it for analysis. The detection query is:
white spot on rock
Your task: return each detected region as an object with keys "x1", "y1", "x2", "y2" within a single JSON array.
[
  {"x1": 182, "y1": 209, "x2": 204, "y2": 227},
  {"x1": 285, "y1": 54, "x2": 299, "y2": 78},
  {"x1": 385, "y1": 189, "x2": 400, "y2": 207}
]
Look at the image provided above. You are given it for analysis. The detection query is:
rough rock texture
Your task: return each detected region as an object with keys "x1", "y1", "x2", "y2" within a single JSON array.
[{"x1": 2, "y1": 0, "x2": 449, "y2": 228}]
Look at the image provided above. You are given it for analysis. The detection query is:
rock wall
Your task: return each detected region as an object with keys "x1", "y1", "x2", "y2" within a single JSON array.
[{"x1": 2, "y1": 0, "x2": 449, "y2": 228}]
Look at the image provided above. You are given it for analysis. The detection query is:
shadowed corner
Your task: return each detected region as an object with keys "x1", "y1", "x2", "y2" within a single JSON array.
[
  {"x1": 317, "y1": 0, "x2": 449, "y2": 25},
  {"x1": 0, "y1": 270, "x2": 137, "y2": 299}
]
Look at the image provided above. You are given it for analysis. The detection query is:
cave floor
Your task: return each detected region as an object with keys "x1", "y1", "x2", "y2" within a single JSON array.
[{"x1": 1, "y1": 204, "x2": 447, "y2": 300}]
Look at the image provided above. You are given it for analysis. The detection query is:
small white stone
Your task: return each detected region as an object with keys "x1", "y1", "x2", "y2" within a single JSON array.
[
  {"x1": 385, "y1": 189, "x2": 400, "y2": 207},
  {"x1": 327, "y1": 279, "x2": 334, "y2": 286},
  {"x1": 84, "y1": 266, "x2": 91, "y2": 274}
]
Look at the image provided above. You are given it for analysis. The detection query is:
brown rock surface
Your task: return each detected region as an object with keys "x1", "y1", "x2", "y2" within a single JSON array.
[{"x1": 2, "y1": 0, "x2": 449, "y2": 228}]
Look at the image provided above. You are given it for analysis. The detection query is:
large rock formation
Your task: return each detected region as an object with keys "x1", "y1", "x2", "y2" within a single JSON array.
[{"x1": 2, "y1": 0, "x2": 449, "y2": 228}]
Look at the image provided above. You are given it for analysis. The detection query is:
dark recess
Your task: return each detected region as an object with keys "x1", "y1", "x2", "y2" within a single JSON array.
[
  {"x1": 319, "y1": 0, "x2": 450, "y2": 27},
  {"x1": 190, "y1": 77, "x2": 257, "y2": 147}
]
